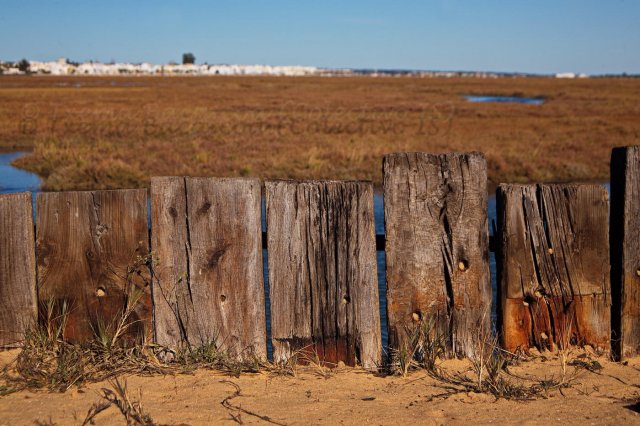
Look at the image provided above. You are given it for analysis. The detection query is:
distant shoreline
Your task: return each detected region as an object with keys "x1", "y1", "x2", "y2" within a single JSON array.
[{"x1": 2, "y1": 58, "x2": 638, "y2": 78}]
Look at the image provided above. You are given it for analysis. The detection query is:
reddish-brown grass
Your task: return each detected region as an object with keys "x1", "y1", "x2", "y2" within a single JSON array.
[{"x1": 1, "y1": 75, "x2": 638, "y2": 190}]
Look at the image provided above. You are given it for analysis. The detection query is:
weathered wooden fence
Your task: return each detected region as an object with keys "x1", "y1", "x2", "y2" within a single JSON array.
[
  {"x1": 0, "y1": 193, "x2": 36, "y2": 346},
  {"x1": 150, "y1": 177, "x2": 266, "y2": 359},
  {"x1": 36, "y1": 189, "x2": 152, "y2": 344},
  {"x1": 384, "y1": 152, "x2": 490, "y2": 358},
  {"x1": 611, "y1": 146, "x2": 640, "y2": 360},
  {"x1": 496, "y1": 184, "x2": 610, "y2": 353},
  {"x1": 266, "y1": 180, "x2": 380, "y2": 368},
  {"x1": 0, "y1": 147, "x2": 638, "y2": 363}
]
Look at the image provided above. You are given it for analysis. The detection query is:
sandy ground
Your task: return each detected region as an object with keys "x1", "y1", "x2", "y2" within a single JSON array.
[{"x1": 1, "y1": 349, "x2": 640, "y2": 425}]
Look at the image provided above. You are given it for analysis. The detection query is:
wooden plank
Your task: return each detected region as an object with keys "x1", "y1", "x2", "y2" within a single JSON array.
[
  {"x1": 150, "y1": 177, "x2": 188, "y2": 348},
  {"x1": 36, "y1": 189, "x2": 151, "y2": 344},
  {"x1": 383, "y1": 152, "x2": 490, "y2": 358},
  {"x1": 496, "y1": 184, "x2": 610, "y2": 353},
  {"x1": 0, "y1": 192, "x2": 37, "y2": 347},
  {"x1": 266, "y1": 180, "x2": 381, "y2": 368},
  {"x1": 611, "y1": 146, "x2": 640, "y2": 359},
  {"x1": 150, "y1": 177, "x2": 266, "y2": 359}
]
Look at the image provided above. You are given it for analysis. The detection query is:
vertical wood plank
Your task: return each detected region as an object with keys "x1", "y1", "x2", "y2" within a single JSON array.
[
  {"x1": 0, "y1": 192, "x2": 37, "y2": 346},
  {"x1": 150, "y1": 177, "x2": 188, "y2": 348},
  {"x1": 611, "y1": 146, "x2": 640, "y2": 359},
  {"x1": 150, "y1": 177, "x2": 266, "y2": 359},
  {"x1": 266, "y1": 180, "x2": 381, "y2": 368},
  {"x1": 36, "y1": 189, "x2": 151, "y2": 344},
  {"x1": 383, "y1": 152, "x2": 490, "y2": 358},
  {"x1": 496, "y1": 184, "x2": 610, "y2": 353}
]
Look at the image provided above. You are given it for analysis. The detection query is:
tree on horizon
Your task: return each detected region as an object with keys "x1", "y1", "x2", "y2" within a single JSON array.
[
  {"x1": 17, "y1": 59, "x2": 30, "y2": 74},
  {"x1": 182, "y1": 53, "x2": 196, "y2": 65}
]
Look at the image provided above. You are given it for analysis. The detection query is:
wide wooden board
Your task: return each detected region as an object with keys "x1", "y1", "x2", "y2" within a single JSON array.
[
  {"x1": 383, "y1": 152, "x2": 490, "y2": 358},
  {"x1": 266, "y1": 180, "x2": 381, "y2": 368},
  {"x1": 497, "y1": 184, "x2": 610, "y2": 352},
  {"x1": 36, "y1": 189, "x2": 151, "y2": 344},
  {"x1": 150, "y1": 177, "x2": 266, "y2": 359}
]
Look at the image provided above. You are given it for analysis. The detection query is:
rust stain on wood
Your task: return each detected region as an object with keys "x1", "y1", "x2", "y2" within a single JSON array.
[
  {"x1": 383, "y1": 152, "x2": 491, "y2": 358},
  {"x1": 266, "y1": 180, "x2": 381, "y2": 368},
  {"x1": 497, "y1": 183, "x2": 610, "y2": 353}
]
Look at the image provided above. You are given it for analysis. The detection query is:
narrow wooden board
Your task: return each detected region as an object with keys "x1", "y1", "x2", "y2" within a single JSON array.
[
  {"x1": 496, "y1": 184, "x2": 610, "y2": 353},
  {"x1": 0, "y1": 192, "x2": 37, "y2": 346},
  {"x1": 611, "y1": 146, "x2": 640, "y2": 359},
  {"x1": 383, "y1": 152, "x2": 490, "y2": 358},
  {"x1": 150, "y1": 177, "x2": 266, "y2": 359},
  {"x1": 150, "y1": 177, "x2": 189, "y2": 348},
  {"x1": 36, "y1": 189, "x2": 151, "y2": 344},
  {"x1": 266, "y1": 180, "x2": 381, "y2": 368}
]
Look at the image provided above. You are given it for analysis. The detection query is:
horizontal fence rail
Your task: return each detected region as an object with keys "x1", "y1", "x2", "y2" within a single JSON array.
[
  {"x1": 0, "y1": 148, "x2": 638, "y2": 363},
  {"x1": 262, "y1": 231, "x2": 497, "y2": 252}
]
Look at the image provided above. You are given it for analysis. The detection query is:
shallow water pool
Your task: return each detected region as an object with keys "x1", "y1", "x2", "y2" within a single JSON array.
[{"x1": 465, "y1": 95, "x2": 544, "y2": 105}]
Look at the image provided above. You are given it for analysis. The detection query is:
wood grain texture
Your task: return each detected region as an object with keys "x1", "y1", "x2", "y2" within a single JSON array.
[
  {"x1": 383, "y1": 152, "x2": 490, "y2": 358},
  {"x1": 0, "y1": 192, "x2": 37, "y2": 347},
  {"x1": 496, "y1": 184, "x2": 610, "y2": 353},
  {"x1": 150, "y1": 177, "x2": 266, "y2": 359},
  {"x1": 36, "y1": 189, "x2": 151, "y2": 344},
  {"x1": 150, "y1": 177, "x2": 188, "y2": 348},
  {"x1": 266, "y1": 180, "x2": 381, "y2": 368},
  {"x1": 611, "y1": 146, "x2": 640, "y2": 359}
]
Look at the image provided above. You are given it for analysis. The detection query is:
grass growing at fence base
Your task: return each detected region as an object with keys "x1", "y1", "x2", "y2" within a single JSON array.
[
  {"x1": 0, "y1": 304, "x2": 600, "y2": 406},
  {"x1": 385, "y1": 315, "x2": 592, "y2": 401}
]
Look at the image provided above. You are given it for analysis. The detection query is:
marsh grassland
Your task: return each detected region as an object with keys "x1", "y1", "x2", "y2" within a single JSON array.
[{"x1": 1, "y1": 75, "x2": 639, "y2": 190}]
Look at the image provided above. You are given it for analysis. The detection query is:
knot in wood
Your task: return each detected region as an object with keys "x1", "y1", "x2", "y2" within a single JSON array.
[
  {"x1": 430, "y1": 184, "x2": 448, "y2": 209},
  {"x1": 95, "y1": 224, "x2": 108, "y2": 237},
  {"x1": 458, "y1": 260, "x2": 468, "y2": 271}
]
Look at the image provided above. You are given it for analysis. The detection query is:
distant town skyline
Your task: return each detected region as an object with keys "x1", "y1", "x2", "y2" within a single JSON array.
[{"x1": 1, "y1": 1, "x2": 639, "y2": 75}]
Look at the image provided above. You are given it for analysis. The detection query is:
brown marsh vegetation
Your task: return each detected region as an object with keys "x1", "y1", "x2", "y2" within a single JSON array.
[{"x1": 0, "y1": 75, "x2": 639, "y2": 190}]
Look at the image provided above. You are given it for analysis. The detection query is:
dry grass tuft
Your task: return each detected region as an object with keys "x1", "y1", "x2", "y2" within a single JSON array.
[
  {"x1": 82, "y1": 378, "x2": 154, "y2": 426},
  {"x1": 386, "y1": 314, "x2": 586, "y2": 401}
]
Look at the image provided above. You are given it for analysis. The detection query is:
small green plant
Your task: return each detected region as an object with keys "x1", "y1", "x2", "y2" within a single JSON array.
[
  {"x1": 1, "y1": 254, "x2": 167, "y2": 393},
  {"x1": 384, "y1": 313, "x2": 581, "y2": 401},
  {"x1": 91, "y1": 285, "x2": 147, "y2": 351},
  {"x1": 12, "y1": 298, "x2": 86, "y2": 391},
  {"x1": 175, "y1": 340, "x2": 266, "y2": 377},
  {"x1": 389, "y1": 316, "x2": 446, "y2": 377}
]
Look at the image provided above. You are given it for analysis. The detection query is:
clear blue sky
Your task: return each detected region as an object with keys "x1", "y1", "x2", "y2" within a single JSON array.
[{"x1": 1, "y1": 0, "x2": 638, "y2": 74}]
